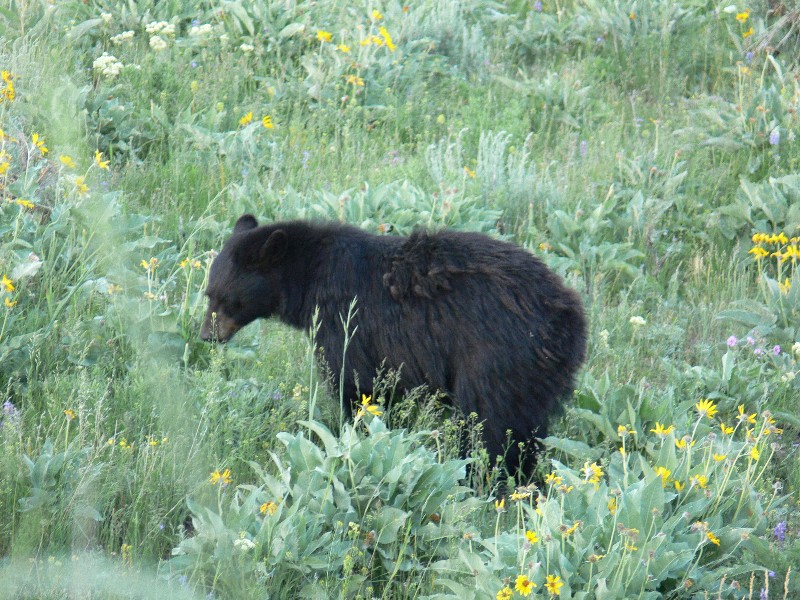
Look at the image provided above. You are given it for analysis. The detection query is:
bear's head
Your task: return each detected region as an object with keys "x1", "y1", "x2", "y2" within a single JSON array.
[{"x1": 201, "y1": 214, "x2": 288, "y2": 342}]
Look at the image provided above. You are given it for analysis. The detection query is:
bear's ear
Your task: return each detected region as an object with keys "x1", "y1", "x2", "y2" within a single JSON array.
[
  {"x1": 259, "y1": 229, "x2": 288, "y2": 266},
  {"x1": 233, "y1": 214, "x2": 259, "y2": 234}
]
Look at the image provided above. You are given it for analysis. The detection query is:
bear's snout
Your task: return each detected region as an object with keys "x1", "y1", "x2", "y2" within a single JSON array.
[{"x1": 201, "y1": 310, "x2": 240, "y2": 343}]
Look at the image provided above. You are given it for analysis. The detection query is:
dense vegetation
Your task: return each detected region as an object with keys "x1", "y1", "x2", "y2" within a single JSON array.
[{"x1": 0, "y1": 0, "x2": 798, "y2": 598}]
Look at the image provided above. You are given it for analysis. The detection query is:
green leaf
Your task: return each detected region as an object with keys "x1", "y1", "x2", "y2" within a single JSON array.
[
  {"x1": 298, "y1": 420, "x2": 342, "y2": 458},
  {"x1": 375, "y1": 506, "x2": 408, "y2": 545},
  {"x1": 541, "y1": 436, "x2": 598, "y2": 461},
  {"x1": 721, "y1": 349, "x2": 735, "y2": 383},
  {"x1": 279, "y1": 22, "x2": 305, "y2": 38}
]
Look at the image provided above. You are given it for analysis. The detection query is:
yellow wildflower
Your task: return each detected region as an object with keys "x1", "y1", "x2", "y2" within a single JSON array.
[
  {"x1": 1, "y1": 70, "x2": 15, "y2": 102},
  {"x1": 743, "y1": 27, "x2": 754, "y2": 38},
  {"x1": 140, "y1": 257, "x2": 159, "y2": 272},
  {"x1": 378, "y1": 26, "x2": 396, "y2": 51},
  {"x1": 649, "y1": 422, "x2": 675, "y2": 436},
  {"x1": 695, "y1": 398, "x2": 718, "y2": 419},
  {"x1": 239, "y1": 111, "x2": 253, "y2": 127},
  {"x1": 463, "y1": 166, "x2": 476, "y2": 178},
  {"x1": 32, "y1": 133, "x2": 48, "y2": 155},
  {"x1": 494, "y1": 497, "x2": 505, "y2": 512},
  {"x1": 690, "y1": 474, "x2": 708, "y2": 489},
  {"x1": 64, "y1": 409, "x2": 76, "y2": 421},
  {"x1": 712, "y1": 453, "x2": 727, "y2": 462},
  {"x1": 336, "y1": 44, "x2": 351, "y2": 53},
  {"x1": 674, "y1": 480, "x2": 685, "y2": 491},
  {"x1": 94, "y1": 150, "x2": 110, "y2": 170},
  {"x1": 545, "y1": 574, "x2": 564, "y2": 596},
  {"x1": 736, "y1": 11, "x2": 750, "y2": 22},
  {"x1": 720, "y1": 422, "x2": 734, "y2": 435},
  {"x1": 707, "y1": 530, "x2": 721, "y2": 546},
  {"x1": 737, "y1": 404, "x2": 756, "y2": 424},
  {"x1": 60, "y1": 155, "x2": 76, "y2": 169},
  {"x1": 583, "y1": 461, "x2": 603, "y2": 488},
  {"x1": 525, "y1": 530, "x2": 539, "y2": 544},
  {"x1": 608, "y1": 497, "x2": 617, "y2": 514},
  {"x1": 654, "y1": 466, "x2": 671, "y2": 487},
  {"x1": 5, "y1": 297, "x2": 16, "y2": 308},
  {"x1": 260, "y1": 501, "x2": 278, "y2": 515},
  {"x1": 617, "y1": 424, "x2": 635, "y2": 437},
  {"x1": 1, "y1": 275, "x2": 15, "y2": 293},
  {"x1": 496, "y1": 587, "x2": 513, "y2": 600},
  {"x1": 356, "y1": 394, "x2": 382, "y2": 417},
  {"x1": 371, "y1": 10, "x2": 383, "y2": 20},
  {"x1": 749, "y1": 446, "x2": 760, "y2": 461},
  {"x1": 515, "y1": 574, "x2": 536, "y2": 596},
  {"x1": 210, "y1": 468, "x2": 232, "y2": 485},
  {"x1": 316, "y1": 30, "x2": 332, "y2": 43},
  {"x1": 75, "y1": 176, "x2": 89, "y2": 194},
  {"x1": 545, "y1": 472, "x2": 563, "y2": 486},
  {"x1": 345, "y1": 74, "x2": 364, "y2": 86},
  {"x1": 262, "y1": 115, "x2": 274, "y2": 129},
  {"x1": 563, "y1": 521, "x2": 580, "y2": 536},
  {"x1": 675, "y1": 436, "x2": 696, "y2": 450}
]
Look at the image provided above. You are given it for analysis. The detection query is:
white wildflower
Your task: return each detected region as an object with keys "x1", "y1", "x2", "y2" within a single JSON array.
[
  {"x1": 149, "y1": 35, "x2": 168, "y2": 51},
  {"x1": 110, "y1": 30, "x2": 135, "y2": 45},
  {"x1": 233, "y1": 537, "x2": 256, "y2": 552},
  {"x1": 145, "y1": 21, "x2": 175, "y2": 36},
  {"x1": 189, "y1": 23, "x2": 213, "y2": 37},
  {"x1": 93, "y1": 52, "x2": 123, "y2": 78}
]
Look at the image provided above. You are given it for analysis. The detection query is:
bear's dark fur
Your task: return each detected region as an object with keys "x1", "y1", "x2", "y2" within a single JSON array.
[{"x1": 202, "y1": 215, "x2": 587, "y2": 476}]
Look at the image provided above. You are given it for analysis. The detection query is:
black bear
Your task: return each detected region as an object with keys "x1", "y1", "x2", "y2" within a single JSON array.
[{"x1": 201, "y1": 215, "x2": 587, "y2": 476}]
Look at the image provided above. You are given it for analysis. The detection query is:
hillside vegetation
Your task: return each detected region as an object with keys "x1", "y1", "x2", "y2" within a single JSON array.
[{"x1": 0, "y1": 1, "x2": 798, "y2": 598}]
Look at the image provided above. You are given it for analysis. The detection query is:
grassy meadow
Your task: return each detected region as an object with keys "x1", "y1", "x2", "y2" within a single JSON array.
[{"x1": 1, "y1": 0, "x2": 799, "y2": 597}]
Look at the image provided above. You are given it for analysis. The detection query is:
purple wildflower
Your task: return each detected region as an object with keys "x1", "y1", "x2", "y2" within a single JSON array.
[
  {"x1": 747, "y1": 336, "x2": 756, "y2": 345},
  {"x1": 745, "y1": 51, "x2": 754, "y2": 63},
  {"x1": 760, "y1": 588, "x2": 767, "y2": 600},
  {"x1": 774, "y1": 521, "x2": 787, "y2": 541},
  {"x1": 754, "y1": 347, "x2": 764, "y2": 356},
  {"x1": 773, "y1": 345, "x2": 781, "y2": 355},
  {"x1": 769, "y1": 129, "x2": 780, "y2": 146},
  {"x1": 533, "y1": 1, "x2": 543, "y2": 11},
  {"x1": 579, "y1": 140, "x2": 588, "y2": 157},
  {"x1": 2, "y1": 400, "x2": 16, "y2": 417},
  {"x1": 727, "y1": 335, "x2": 737, "y2": 347}
]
